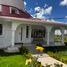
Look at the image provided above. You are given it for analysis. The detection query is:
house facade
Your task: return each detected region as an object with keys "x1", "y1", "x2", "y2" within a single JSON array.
[{"x1": 0, "y1": 0, "x2": 67, "y2": 50}]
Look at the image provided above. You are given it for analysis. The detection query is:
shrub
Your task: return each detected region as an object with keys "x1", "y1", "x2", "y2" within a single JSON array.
[
  {"x1": 45, "y1": 64, "x2": 51, "y2": 67},
  {"x1": 36, "y1": 43, "x2": 43, "y2": 47},
  {"x1": 24, "y1": 53, "x2": 32, "y2": 59},
  {"x1": 54, "y1": 63, "x2": 63, "y2": 67},
  {"x1": 47, "y1": 51, "x2": 54, "y2": 57},
  {"x1": 19, "y1": 46, "x2": 29, "y2": 54}
]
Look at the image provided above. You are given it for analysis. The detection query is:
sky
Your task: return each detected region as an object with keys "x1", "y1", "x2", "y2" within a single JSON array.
[{"x1": 24, "y1": 0, "x2": 67, "y2": 23}]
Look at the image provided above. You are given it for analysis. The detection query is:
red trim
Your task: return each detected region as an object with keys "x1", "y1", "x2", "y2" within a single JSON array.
[
  {"x1": 0, "y1": 4, "x2": 32, "y2": 18},
  {"x1": 0, "y1": 16, "x2": 67, "y2": 26}
]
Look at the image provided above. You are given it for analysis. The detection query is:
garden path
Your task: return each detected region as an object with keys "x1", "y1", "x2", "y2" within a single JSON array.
[{"x1": 33, "y1": 54, "x2": 67, "y2": 67}]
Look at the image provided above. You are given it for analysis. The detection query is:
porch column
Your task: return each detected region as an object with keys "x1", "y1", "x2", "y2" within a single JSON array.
[
  {"x1": 61, "y1": 28, "x2": 64, "y2": 45},
  {"x1": 11, "y1": 22, "x2": 16, "y2": 47},
  {"x1": 29, "y1": 26, "x2": 32, "y2": 43},
  {"x1": 46, "y1": 26, "x2": 52, "y2": 45},
  {"x1": 12, "y1": 29, "x2": 15, "y2": 47}
]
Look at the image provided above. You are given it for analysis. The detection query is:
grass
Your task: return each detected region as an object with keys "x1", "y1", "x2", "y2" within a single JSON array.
[{"x1": 0, "y1": 52, "x2": 28, "y2": 67}]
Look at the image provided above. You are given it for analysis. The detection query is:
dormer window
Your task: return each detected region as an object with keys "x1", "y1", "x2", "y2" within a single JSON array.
[
  {"x1": 0, "y1": 5, "x2": 2, "y2": 12},
  {"x1": 10, "y1": 7, "x2": 19, "y2": 14}
]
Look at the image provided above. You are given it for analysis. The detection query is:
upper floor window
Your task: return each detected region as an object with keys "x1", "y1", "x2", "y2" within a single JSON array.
[
  {"x1": 10, "y1": 7, "x2": 19, "y2": 14},
  {"x1": 0, "y1": 5, "x2": 2, "y2": 12},
  {"x1": 0, "y1": 24, "x2": 2, "y2": 35}
]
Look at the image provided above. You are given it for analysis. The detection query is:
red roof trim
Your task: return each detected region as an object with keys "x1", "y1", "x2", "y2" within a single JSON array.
[
  {"x1": 0, "y1": 16, "x2": 67, "y2": 26},
  {"x1": 0, "y1": 4, "x2": 32, "y2": 18}
]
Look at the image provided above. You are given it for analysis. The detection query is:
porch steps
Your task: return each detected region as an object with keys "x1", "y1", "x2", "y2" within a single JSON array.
[{"x1": 4, "y1": 45, "x2": 21, "y2": 53}]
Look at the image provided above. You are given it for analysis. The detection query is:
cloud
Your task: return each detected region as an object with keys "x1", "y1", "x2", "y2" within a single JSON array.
[
  {"x1": 35, "y1": 7, "x2": 41, "y2": 12},
  {"x1": 24, "y1": 1, "x2": 27, "y2": 6},
  {"x1": 34, "y1": 6, "x2": 53, "y2": 19},
  {"x1": 46, "y1": 19, "x2": 56, "y2": 22},
  {"x1": 60, "y1": 0, "x2": 67, "y2": 6},
  {"x1": 44, "y1": 6, "x2": 53, "y2": 14},
  {"x1": 44, "y1": 4, "x2": 48, "y2": 8},
  {"x1": 65, "y1": 16, "x2": 67, "y2": 18}
]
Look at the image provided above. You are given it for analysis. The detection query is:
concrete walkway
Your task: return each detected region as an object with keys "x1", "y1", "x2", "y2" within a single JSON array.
[
  {"x1": 24, "y1": 44, "x2": 67, "y2": 67},
  {"x1": 33, "y1": 54, "x2": 67, "y2": 67}
]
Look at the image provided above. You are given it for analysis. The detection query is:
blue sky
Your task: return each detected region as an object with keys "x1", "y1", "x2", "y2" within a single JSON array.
[{"x1": 24, "y1": 0, "x2": 67, "y2": 23}]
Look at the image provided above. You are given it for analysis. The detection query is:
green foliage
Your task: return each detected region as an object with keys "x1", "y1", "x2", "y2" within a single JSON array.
[
  {"x1": 54, "y1": 63, "x2": 63, "y2": 67},
  {"x1": 45, "y1": 64, "x2": 51, "y2": 67},
  {"x1": 47, "y1": 51, "x2": 67, "y2": 64},
  {"x1": 36, "y1": 43, "x2": 43, "y2": 47},
  {"x1": 24, "y1": 53, "x2": 32, "y2": 59},
  {"x1": 47, "y1": 51, "x2": 54, "y2": 57},
  {"x1": 19, "y1": 46, "x2": 29, "y2": 54}
]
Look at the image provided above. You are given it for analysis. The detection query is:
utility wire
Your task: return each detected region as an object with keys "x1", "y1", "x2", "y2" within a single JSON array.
[{"x1": 46, "y1": 18, "x2": 67, "y2": 19}]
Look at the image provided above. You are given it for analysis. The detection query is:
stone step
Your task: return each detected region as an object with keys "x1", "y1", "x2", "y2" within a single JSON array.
[{"x1": 4, "y1": 47, "x2": 19, "y2": 53}]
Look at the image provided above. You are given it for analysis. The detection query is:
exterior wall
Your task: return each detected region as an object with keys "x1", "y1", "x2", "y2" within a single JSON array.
[
  {"x1": 0, "y1": 0, "x2": 24, "y2": 10},
  {"x1": 0, "y1": 20, "x2": 12, "y2": 48}
]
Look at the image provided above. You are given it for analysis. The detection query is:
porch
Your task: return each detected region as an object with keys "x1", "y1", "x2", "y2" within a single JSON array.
[{"x1": 11, "y1": 21, "x2": 67, "y2": 47}]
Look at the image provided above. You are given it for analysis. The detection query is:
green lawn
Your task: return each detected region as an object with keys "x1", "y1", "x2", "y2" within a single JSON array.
[{"x1": 0, "y1": 54, "x2": 28, "y2": 67}]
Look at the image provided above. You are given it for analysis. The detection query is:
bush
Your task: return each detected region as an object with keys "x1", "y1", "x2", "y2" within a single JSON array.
[
  {"x1": 45, "y1": 64, "x2": 51, "y2": 67},
  {"x1": 24, "y1": 53, "x2": 32, "y2": 59},
  {"x1": 19, "y1": 46, "x2": 29, "y2": 54},
  {"x1": 47, "y1": 51, "x2": 54, "y2": 57},
  {"x1": 36, "y1": 43, "x2": 43, "y2": 47},
  {"x1": 54, "y1": 63, "x2": 63, "y2": 67}
]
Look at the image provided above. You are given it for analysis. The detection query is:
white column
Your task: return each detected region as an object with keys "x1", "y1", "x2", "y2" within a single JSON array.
[
  {"x1": 61, "y1": 28, "x2": 64, "y2": 45},
  {"x1": 12, "y1": 29, "x2": 15, "y2": 47},
  {"x1": 29, "y1": 26, "x2": 32, "y2": 43},
  {"x1": 46, "y1": 26, "x2": 52, "y2": 45},
  {"x1": 11, "y1": 22, "x2": 16, "y2": 47},
  {"x1": 47, "y1": 29, "x2": 50, "y2": 45}
]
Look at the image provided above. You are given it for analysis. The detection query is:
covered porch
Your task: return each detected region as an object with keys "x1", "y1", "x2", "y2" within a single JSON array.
[{"x1": 11, "y1": 20, "x2": 67, "y2": 47}]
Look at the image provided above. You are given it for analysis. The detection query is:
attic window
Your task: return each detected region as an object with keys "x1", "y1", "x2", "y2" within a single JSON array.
[{"x1": 10, "y1": 7, "x2": 19, "y2": 14}]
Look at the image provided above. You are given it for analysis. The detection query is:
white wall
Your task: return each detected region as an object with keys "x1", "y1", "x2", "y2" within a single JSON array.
[
  {"x1": 0, "y1": 0, "x2": 24, "y2": 10},
  {"x1": 0, "y1": 20, "x2": 12, "y2": 48}
]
